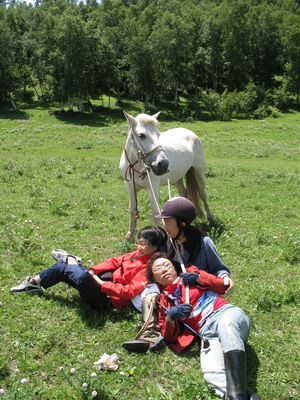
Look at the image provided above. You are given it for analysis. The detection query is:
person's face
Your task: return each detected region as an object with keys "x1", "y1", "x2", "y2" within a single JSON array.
[
  {"x1": 136, "y1": 237, "x2": 158, "y2": 255},
  {"x1": 163, "y1": 217, "x2": 180, "y2": 239},
  {"x1": 151, "y1": 257, "x2": 178, "y2": 287}
]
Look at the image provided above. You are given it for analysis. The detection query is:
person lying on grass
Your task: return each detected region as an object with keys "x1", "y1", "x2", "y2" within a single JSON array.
[
  {"x1": 10, "y1": 226, "x2": 167, "y2": 313},
  {"x1": 146, "y1": 253, "x2": 259, "y2": 400}
]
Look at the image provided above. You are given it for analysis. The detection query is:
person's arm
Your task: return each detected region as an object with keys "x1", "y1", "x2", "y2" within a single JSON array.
[
  {"x1": 88, "y1": 252, "x2": 135, "y2": 275},
  {"x1": 157, "y1": 300, "x2": 181, "y2": 343},
  {"x1": 89, "y1": 269, "x2": 147, "y2": 300},
  {"x1": 180, "y1": 270, "x2": 229, "y2": 294},
  {"x1": 202, "y1": 237, "x2": 234, "y2": 295},
  {"x1": 202, "y1": 237, "x2": 230, "y2": 274}
]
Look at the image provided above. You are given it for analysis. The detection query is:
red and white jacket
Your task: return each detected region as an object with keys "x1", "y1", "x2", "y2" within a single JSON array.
[
  {"x1": 157, "y1": 269, "x2": 230, "y2": 352},
  {"x1": 89, "y1": 250, "x2": 151, "y2": 308}
]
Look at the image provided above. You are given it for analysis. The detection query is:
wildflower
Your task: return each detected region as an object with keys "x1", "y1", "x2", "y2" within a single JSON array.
[
  {"x1": 14, "y1": 368, "x2": 20, "y2": 373},
  {"x1": 91, "y1": 372, "x2": 97, "y2": 378},
  {"x1": 21, "y1": 378, "x2": 28, "y2": 384},
  {"x1": 119, "y1": 371, "x2": 125, "y2": 376},
  {"x1": 70, "y1": 368, "x2": 76, "y2": 375},
  {"x1": 273, "y1": 236, "x2": 278, "y2": 239},
  {"x1": 129, "y1": 369, "x2": 134, "y2": 376},
  {"x1": 0, "y1": 388, "x2": 5, "y2": 395},
  {"x1": 82, "y1": 383, "x2": 88, "y2": 388},
  {"x1": 92, "y1": 390, "x2": 98, "y2": 397},
  {"x1": 59, "y1": 366, "x2": 64, "y2": 371}
]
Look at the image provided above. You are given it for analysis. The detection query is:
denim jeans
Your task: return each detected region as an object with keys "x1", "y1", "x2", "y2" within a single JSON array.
[
  {"x1": 39, "y1": 263, "x2": 112, "y2": 311},
  {"x1": 199, "y1": 305, "x2": 250, "y2": 398}
]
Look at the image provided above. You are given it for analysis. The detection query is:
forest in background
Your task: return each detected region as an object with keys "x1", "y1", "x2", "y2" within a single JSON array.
[{"x1": 1, "y1": 0, "x2": 300, "y2": 119}]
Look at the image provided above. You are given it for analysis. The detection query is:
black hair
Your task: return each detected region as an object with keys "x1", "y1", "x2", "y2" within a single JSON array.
[
  {"x1": 137, "y1": 226, "x2": 167, "y2": 249},
  {"x1": 171, "y1": 218, "x2": 206, "y2": 265}
]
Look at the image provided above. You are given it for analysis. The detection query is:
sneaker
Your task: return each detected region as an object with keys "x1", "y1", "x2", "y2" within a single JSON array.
[
  {"x1": 10, "y1": 276, "x2": 43, "y2": 294},
  {"x1": 52, "y1": 249, "x2": 82, "y2": 265}
]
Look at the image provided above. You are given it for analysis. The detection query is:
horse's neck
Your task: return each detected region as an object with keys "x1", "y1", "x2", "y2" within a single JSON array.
[{"x1": 124, "y1": 133, "x2": 138, "y2": 163}]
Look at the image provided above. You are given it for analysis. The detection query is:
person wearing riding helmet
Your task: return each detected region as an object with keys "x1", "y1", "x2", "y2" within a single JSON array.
[
  {"x1": 123, "y1": 197, "x2": 234, "y2": 352},
  {"x1": 156, "y1": 197, "x2": 234, "y2": 292}
]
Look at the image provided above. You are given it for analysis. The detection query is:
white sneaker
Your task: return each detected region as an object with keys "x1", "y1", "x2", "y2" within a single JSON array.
[
  {"x1": 10, "y1": 277, "x2": 43, "y2": 294},
  {"x1": 52, "y1": 249, "x2": 82, "y2": 265}
]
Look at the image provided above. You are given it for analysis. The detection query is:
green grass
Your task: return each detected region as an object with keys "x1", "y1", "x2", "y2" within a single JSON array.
[{"x1": 0, "y1": 100, "x2": 299, "y2": 399}]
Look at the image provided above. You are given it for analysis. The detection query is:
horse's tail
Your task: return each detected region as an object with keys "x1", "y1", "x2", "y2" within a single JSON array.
[{"x1": 186, "y1": 168, "x2": 215, "y2": 226}]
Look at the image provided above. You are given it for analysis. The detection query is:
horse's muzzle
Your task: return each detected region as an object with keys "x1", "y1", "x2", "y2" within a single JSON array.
[{"x1": 150, "y1": 158, "x2": 169, "y2": 176}]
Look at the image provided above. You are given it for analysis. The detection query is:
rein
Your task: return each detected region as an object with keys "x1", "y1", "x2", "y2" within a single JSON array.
[{"x1": 123, "y1": 127, "x2": 165, "y2": 221}]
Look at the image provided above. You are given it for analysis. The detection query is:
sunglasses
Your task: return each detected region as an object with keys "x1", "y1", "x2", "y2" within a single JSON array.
[{"x1": 153, "y1": 263, "x2": 173, "y2": 272}]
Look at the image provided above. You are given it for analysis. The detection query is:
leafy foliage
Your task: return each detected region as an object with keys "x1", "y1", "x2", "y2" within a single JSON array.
[{"x1": 1, "y1": 0, "x2": 300, "y2": 111}]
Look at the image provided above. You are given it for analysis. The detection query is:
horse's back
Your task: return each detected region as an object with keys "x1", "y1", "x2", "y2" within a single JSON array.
[
  {"x1": 157, "y1": 127, "x2": 206, "y2": 185},
  {"x1": 160, "y1": 127, "x2": 204, "y2": 160},
  {"x1": 160, "y1": 127, "x2": 202, "y2": 150}
]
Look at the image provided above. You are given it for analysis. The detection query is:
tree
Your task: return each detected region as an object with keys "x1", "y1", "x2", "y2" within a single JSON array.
[
  {"x1": 247, "y1": 3, "x2": 282, "y2": 88},
  {"x1": 150, "y1": 3, "x2": 195, "y2": 106},
  {"x1": 280, "y1": 14, "x2": 300, "y2": 99}
]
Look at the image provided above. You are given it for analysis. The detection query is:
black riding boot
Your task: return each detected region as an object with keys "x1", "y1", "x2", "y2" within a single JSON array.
[{"x1": 224, "y1": 350, "x2": 248, "y2": 400}]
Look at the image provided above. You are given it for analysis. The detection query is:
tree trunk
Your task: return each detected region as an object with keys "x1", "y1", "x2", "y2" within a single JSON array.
[
  {"x1": 9, "y1": 94, "x2": 19, "y2": 111},
  {"x1": 174, "y1": 83, "x2": 179, "y2": 108}
]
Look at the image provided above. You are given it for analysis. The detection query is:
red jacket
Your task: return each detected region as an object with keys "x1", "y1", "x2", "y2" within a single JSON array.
[
  {"x1": 157, "y1": 269, "x2": 229, "y2": 352},
  {"x1": 89, "y1": 251, "x2": 151, "y2": 308}
]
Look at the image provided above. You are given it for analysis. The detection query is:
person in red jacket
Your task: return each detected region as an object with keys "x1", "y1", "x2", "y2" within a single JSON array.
[
  {"x1": 146, "y1": 253, "x2": 259, "y2": 400},
  {"x1": 10, "y1": 226, "x2": 167, "y2": 312}
]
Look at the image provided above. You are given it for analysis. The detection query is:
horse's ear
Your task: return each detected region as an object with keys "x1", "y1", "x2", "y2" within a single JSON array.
[
  {"x1": 152, "y1": 112, "x2": 161, "y2": 121},
  {"x1": 124, "y1": 111, "x2": 137, "y2": 128}
]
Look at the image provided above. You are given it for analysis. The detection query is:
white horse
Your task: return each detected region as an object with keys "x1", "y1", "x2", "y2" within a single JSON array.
[{"x1": 119, "y1": 111, "x2": 215, "y2": 238}]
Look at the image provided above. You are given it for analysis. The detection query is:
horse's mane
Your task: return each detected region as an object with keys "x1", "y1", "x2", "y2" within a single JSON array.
[{"x1": 136, "y1": 114, "x2": 158, "y2": 126}]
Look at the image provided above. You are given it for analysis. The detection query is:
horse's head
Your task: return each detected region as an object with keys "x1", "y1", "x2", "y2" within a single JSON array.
[{"x1": 124, "y1": 111, "x2": 169, "y2": 176}]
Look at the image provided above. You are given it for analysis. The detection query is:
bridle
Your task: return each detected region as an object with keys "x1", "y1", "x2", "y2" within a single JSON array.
[
  {"x1": 129, "y1": 125, "x2": 164, "y2": 166},
  {"x1": 124, "y1": 125, "x2": 165, "y2": 181}
]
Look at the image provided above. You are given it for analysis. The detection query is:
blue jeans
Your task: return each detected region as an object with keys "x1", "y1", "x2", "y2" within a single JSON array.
[
  {"x1": 39, "y1": 263, "x2": 112, "y2": 311},
  {"x1": 199, "y1": 305, "x2": 250, "y2": 398}
]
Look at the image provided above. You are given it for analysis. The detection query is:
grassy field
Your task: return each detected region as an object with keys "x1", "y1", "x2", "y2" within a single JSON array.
[{"x1": 0, "y1": 99, "x2": 299, "y2": 400}]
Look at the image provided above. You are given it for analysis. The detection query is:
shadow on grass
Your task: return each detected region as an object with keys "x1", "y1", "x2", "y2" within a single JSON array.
[
  {"x1": 42, "y1": 291, "x2": 137, "y2": 330},
  {"x1": 49, "y1": 107, "x2": 126, "y2": 127},
  {"x1": 246, "y1": 342, "x2": 260, "y2": 394},
  {"x1": 0, "y1": 106, "x2": 30, "y2": 120}
]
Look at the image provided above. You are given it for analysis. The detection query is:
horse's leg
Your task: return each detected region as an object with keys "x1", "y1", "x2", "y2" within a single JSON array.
[
  {"x1": 174, "y1": 178, "x2": 187, "y2": 197},
  {"x1": 146, "y1": 181, "x2": 161, "y2": 226},
  {"x1": 187, "y1": 167, "x2": 216, "y2": 226},
  {"x1": 125, "y1": 182, "x2": 139, "y2": 239}
]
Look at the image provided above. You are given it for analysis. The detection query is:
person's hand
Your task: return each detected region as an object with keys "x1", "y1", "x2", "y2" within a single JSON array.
[
  {"x1": 166, "y1": 304, "x2": 192, "y2": 320},
  {"x1": 89, "y1": 270, "x2": 104, "y2": 286},
  {"x1": 223, "y1": 277, "x2": 234, "y2": 295},
  {"x1": 179, "y1": 272, "x2": 199, "y2": 285}
]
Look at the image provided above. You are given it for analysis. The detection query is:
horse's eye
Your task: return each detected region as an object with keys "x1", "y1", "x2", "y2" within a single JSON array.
[{"x1": 138, "y1": 133, "x2": 145, "y2": 139}]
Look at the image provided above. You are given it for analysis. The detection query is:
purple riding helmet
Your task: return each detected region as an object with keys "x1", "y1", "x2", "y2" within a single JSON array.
[{"x1": 155, "y1": 197, "x2": 196, "y2": 222}]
